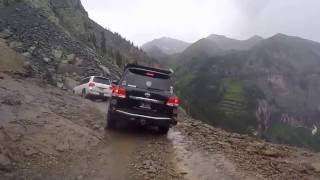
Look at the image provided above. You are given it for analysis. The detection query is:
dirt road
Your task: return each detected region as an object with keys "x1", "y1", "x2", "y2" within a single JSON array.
[{"x1": 1, "y1": 73, "x2": 320, "y2": 180}]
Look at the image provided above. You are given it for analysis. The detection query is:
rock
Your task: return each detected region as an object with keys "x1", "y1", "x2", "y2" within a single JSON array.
[
  {"x1": 93, "y1": 124, "x2": 100, "y2": 130},
  {"x1": 52, "y1": 49, "x2": 63, "y2": 60},
  {"x1": 63, "y1": 77, "x2": 78, "y2": 90},
  {"x1": 258, "y1": 147, "x2": 284, "y2": 158},
  {"x1": 24, "y1": 148, "x2": 38, "y2": 156},
  {"x1": 66, "y1": 54, "x2": 75, "y2": 61},
  {"x1": 61, "y1": 60, "x2": 69, "y2": 64},
  {"x1": 28, "y1": 46, "x2": 36, "y2": 53},
  {"x1": 22, "y1": 52, "x2": 31, "y2": 58},
  {"x1": 43, "y1": 57, "x2": 51, "y2": 63},
  {"x1": 55, "y1": 143, "x2": 69, "y2": 152},
  {"x1": 0, "y1": 153, "x2": 12, "y2": 172},
  {"x1": 99, "y1": 65, "x2": 110, "y2": 75},
  {"x1": 311, "y1": 163, "x2": 320, "y2": 172},
  {"x1": 9, "y1": 41, "x2": 23, "y2": 49},
  {"x1": 57, "y1": 82, "x2": 64, "y2": 88},
  {"x1": 0, "y1": 29, "x2": 12, "y2": 39},
  {"x1": 74, "y1": 57, "x2": 83, "y2": 66}
]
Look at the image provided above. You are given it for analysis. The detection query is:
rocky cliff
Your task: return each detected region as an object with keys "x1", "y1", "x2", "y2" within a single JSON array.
[{"x1": 0, "y1": 0, "x2": 154, "y2": 88}]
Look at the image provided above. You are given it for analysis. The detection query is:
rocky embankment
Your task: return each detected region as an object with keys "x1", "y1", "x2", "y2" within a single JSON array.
[
  {"x1": 176, "y1": 110, "x2": 320, "y2": 179},
  {"x1": 0, "y1": 2, "x2": 121, "y2": 87}
]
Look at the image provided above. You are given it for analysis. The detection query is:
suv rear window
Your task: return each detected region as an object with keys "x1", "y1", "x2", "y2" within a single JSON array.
[
  {"x1": 93, "y1": 77, "x2": 110, "y2": 85},
  {"x1": 122, "y1": 68, "x2": 171, "y2": 91}
]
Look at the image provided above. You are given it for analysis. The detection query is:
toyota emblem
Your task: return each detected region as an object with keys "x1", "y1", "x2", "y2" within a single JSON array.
[{"x1": 144, "y1": 92, "x2": 151, "y2": 98}]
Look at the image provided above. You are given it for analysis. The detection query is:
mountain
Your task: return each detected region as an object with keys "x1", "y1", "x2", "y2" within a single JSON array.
[
  {"x1": 140, "y1": 45, "x2": 168, "y2": 61},
  {"x1": 142, "y1": 37, "x2": 190, "y2": 55},
  {"x1": 0, "y1": 0, "x2": 155, "y2": 86},
  {"x1": 207, "y1": 34, "x2": 264, "y2": 51},
  {"x1": 175, "y1": 34, "x2": 320, "y2": 151}
]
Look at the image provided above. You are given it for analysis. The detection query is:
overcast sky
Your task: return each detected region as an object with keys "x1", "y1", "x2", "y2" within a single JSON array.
[{"x1": 81, "y1": 0, "x2": 320, "y2": 46}]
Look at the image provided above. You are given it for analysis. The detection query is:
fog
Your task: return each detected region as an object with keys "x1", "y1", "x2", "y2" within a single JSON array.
[{"x1": 81, "y1": 0, "x2": 320, "y2": 45}]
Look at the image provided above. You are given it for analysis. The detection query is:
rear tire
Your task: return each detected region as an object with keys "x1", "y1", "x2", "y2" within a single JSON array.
[
  {"x1": 158, "y1": 125, "x2": 170, "y2": 134},
  {"x1": 82, "y1": 89, "x2": 87, "y2": 98},
  {"x1": 106, "y1": 112, "x2": 116, "y2": 129}
]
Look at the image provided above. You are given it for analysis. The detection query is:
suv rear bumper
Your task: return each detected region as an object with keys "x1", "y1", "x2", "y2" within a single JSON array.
[{"x1": 109, "y1": 108, "x2": 177, "y2": 126}]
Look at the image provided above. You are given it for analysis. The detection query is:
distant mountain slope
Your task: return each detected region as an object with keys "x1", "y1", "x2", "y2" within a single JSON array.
[
  {"x1": 142, "y1": 37, "x2": 190, "y2": 55},
  {"x1": 141, "y1": 45, "x2": 168, "y2": 61},
  {"x1": 175, "y1": 34, "x2": 320, "y2": 151},
  {"x1": 207, "y1": 34, "x2": 263, "y2": 51}
]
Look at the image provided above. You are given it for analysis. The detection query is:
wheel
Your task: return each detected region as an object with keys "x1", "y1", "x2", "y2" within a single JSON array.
[
  {"x1": 106, "y1": 112, "x2": 116, "y2": 129},
  {"x1": 82, "y1": 89, "x2": 87, "y2": 98},
  {"x1": 158, "y1": 125, "x2": 170, "y2": 134}
]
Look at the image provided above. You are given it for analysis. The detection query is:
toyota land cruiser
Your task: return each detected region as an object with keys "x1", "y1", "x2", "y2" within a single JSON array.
[{"x1": 106, "y1": 64, "x2": 179, "y2": 134}]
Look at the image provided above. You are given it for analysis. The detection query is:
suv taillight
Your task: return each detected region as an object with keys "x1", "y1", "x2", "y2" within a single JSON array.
[
  {"x1": 166, "y1": 96, "x2": 179, "y2": 107},
  {"x1": 112, "y1": 86, "x2": 126, "y2": 98},
  {"x1": 89, "y1": 82, "x2": 95, "y2": 87}
]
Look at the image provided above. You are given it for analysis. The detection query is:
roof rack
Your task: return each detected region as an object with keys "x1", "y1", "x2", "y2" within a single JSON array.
[{"x1": 124, "y1": 64, "x2": 173, "y2": 75}]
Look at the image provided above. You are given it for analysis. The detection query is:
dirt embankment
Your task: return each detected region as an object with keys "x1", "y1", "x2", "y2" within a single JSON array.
[{"x1": 1, "y1": 72, "x2": 320, "y2": 180}]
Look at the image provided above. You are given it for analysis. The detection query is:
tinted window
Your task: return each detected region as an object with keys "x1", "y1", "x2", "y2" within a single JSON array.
[
  {"x1": 93, "y1": 77, "x2": 110, "y2": 85},
  {"x1": 122, "y1": 68, "x2": 171, "y2": 91}
]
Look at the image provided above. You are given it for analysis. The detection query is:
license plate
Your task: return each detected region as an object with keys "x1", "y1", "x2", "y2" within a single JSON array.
[
  {"x1": 140, "y1": 102, "x2": 151, "y2": 109},
  {"x1": 99, "y1": 93, "x2": 104, "y2": 96}
]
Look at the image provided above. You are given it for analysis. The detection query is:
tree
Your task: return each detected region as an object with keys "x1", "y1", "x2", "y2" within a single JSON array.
[{"x1": 115, "y1": 51, "x2": 123, "y2": 67}]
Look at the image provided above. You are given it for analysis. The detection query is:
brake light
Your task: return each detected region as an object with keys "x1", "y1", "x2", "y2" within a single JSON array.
[
  {"x1": 145, "y1": 72, "x2": 155, "y2": 77},
  {"x1": 89, "y1": 82, "x2": 95, "y2": 87},
  {"x1": 166, "y1": 96, "x2": 179, "y2": 107},
  {"x1": 112, "y1": 86, "x2": 126, "y2": 98}
]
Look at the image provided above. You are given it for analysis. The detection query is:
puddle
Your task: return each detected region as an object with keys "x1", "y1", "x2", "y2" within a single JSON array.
[{"x1": 168, "y1": 129, "x2": 244, "y2": 180}]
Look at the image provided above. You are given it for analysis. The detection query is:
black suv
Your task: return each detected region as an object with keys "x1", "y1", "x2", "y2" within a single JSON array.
[{"x1": 107, "y1": 64, "x2": 179, "y2": 134}]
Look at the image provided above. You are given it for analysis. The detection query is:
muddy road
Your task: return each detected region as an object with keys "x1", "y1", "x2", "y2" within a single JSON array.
[{"x1": 1, "y1": 73, "x2": 320, "y2": 180}]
